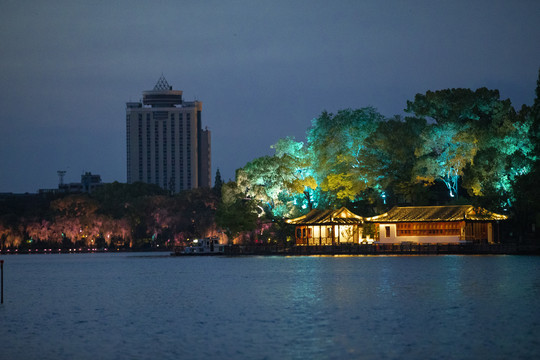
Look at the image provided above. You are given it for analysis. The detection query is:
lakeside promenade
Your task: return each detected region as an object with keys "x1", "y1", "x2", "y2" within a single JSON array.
[
  {"x1": 186, "y1": 243, "x2": 540, "y2": 256},
  {"x1": 2, "y1": 242, "x2": 538, "y2": 256}
]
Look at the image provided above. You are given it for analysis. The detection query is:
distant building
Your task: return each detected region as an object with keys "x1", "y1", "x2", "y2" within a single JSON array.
[
  {"x1": 38, "y1": 172, "x2": 103, "y2": 194},
  {"x1": 80, "y1": 172, "x2": 103, "y2": 194},
  {"x1": 367, "y1": 205, "x2": 508, "y2": 244},
  {"x1": 126, "y1": 76, "x2": 211, "y2": 192}
]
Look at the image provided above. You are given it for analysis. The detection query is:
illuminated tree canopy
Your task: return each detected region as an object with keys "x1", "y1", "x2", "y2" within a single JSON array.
[
  {"x1": 364, "y1": 116, "x2": 427, "y2": 203},
  {"x1": 406, "y1": 87, "x2": 536, "y2": 204},
  {"x1": 413, "y1": 122, "x2": 478, "y2": 198},
  {"x1": 234, "y1": 137, "x2": 317, "y2": 217},
  {"x1": 3, "y1": 73, "x2": 539, "y2": 249},
  {"x1": 308, "y1": 108, "x2": 384, "y2": 200},
  {"x1": 462, "y1": 100, "x2": 537, "y2": 207},
  {"x1": 231, "y1": 79, "x2": 539, "y2": 220}
]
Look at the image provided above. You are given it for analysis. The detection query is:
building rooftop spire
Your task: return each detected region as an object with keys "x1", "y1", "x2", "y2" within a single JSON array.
[
  {"x1": 153, "y1": 74, "x2": 171, "y2": 91},
  {"x1": 142, "y1": 75, "x2": 182, "y2": 107}
]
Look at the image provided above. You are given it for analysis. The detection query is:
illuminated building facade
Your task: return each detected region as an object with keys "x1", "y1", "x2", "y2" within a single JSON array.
[
  {"x1": 287, "y1": 207, "x2": 365, "y2": 245},
  {"x1": 367, "y1": 205, "x2": 508, "y2": 244},
  {"x1": 126, "y1": 76, "x2": 211, "y2": 192}
]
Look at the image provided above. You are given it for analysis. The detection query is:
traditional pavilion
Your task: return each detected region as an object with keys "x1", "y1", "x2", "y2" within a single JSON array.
[
  {"x1": 286, "y1": 207, "x2": 365, "y2": 245},
  {"x1": 366, "y1": 205, "x2": 508, "y2": 244}
]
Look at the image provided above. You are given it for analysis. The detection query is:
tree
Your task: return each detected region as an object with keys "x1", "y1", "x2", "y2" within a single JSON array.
[
  {"x1": 91, "y1": 182, "x2": 168, "y2": 247},
  {"x1": 362, "y1": 116, "x2": 427, "y2": 205},
  {"x1": 413, "y1": 122, "x2": 478, "y2": 198},
  {"x1": 307, "y1": 107, "x2": 385, "y2": 203},
  {"x1": 175, "y1": 188, "x2": 218, "y2": 240},
  {"x1": 272, "y1": 137, "x2": 317, "y2": 210},
  {"x1": 463, "y1": 108, "x2": 536, "y2": 207},
  {"x1": 213, "y1": 168, "x2": 223, "y2": 197},
  {"x1": 406, "y1": 87, "x2": 523, "y2": 200},
  {"x1": 236, "y1": 137, "x2": 317, "y2": 217},
  {"x1": 50, "y1": 195, "x2": 101, "y2": 244},
  {"x1": 92, "y1": 181, "x2": 167, "y2": 219},
  {"x1": 216, "y1": 182, "x2": 258, "y2": 241},
  {"x1": 405, "y1": 87, "x2": 511, "y2": 127},
  {"x1": 236, "y1": 156, "x2": 288, "y2": 215},
  {"x1": 472, "y1": 69, "x2": 539, "y2": 236}
]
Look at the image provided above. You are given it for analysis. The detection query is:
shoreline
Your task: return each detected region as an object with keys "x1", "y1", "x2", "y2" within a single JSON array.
[
  {"x1": 175, "y1": 243, "x2": 540, "y2": 256},
  {"x1": 2, "y1": 243, "x2": 539, "y2": 256}
]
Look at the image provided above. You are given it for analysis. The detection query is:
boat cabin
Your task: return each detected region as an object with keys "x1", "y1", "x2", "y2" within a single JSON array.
[
  {"x1": 366, "y1": 205, "x2": 507, "y2": 244},
  {"x1": 183, "y1": 237, "x2": 225, "y2": 254},
  {"x1": 286, "y1": 207, "x2": 365, "y2": 245}
]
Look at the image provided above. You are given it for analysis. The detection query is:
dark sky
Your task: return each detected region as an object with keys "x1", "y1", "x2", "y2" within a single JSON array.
[{"x1": 1, "y1": 0, "x2": 539, "y2": 193}]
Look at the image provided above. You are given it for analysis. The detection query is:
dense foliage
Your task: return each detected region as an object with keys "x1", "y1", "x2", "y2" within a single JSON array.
[
  {"x1": 230, "y1": 76, "x2": 539, "y2": 242},
  {"x1": 1, "y1": 72, "x2": 539, "y2": 248},
  {"x1": 0, "y1": 183, "x2": 219, "y2": 250}
]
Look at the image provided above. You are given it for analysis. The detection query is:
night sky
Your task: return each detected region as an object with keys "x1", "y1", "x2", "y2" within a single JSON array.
[{"x1": 1, "y1": 0, "x2": 539, "y2": 193}]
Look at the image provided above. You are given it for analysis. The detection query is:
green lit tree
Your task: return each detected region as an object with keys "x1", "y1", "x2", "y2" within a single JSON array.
[
  {"x1": 413, "y1": 122, "x2": 478, "y2": 199},
  {"x1": 363, "y1": 116, "x2": 427, "y2": 205},
  {"x1": 406, "y1": 87, "x2": 527, "y2": 201},
  {"x1": 271, "y1": 137, "x2": 317, "y2": 210},
  {"x1": 464, "y1": 110, "x2": 535, "y2": 206},
  {"x1": 307, "y1": 107, "x2": 384, "y2": 202},
  {"x1": 463, "y1": 76, "x2": 538, "y2": 210},
  {"x1": 235, "y1": 137, "x2": 317, "y2": 217}
]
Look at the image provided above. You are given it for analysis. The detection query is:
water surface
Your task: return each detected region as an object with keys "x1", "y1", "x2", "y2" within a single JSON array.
[{"x1": 1, "y1": 253, "x2": 539, "y2": 359}]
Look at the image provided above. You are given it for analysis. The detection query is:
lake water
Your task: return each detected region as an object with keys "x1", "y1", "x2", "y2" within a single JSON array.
[{"x1": 1, "y1": 253, "x2": 539, "y2": 360}]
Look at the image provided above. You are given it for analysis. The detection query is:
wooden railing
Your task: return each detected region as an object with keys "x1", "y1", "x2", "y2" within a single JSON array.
[{"x1": 222, "y1": 243, "x2": 540, "y2": 256}]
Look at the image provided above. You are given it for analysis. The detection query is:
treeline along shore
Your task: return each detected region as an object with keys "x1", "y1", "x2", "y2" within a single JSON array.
[
  {"x1": 0, "y1": 182, "x2": 222, "y2": 252},
  {"x1": 2, "y1": 78, "x2": 540, "y2": 252}
]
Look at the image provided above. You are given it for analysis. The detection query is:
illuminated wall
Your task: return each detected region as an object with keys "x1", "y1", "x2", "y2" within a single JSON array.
[
  {"x1": 376, "y1": 221, "x2": 495, "y2": 244},
  {"x1": 377, "y1": 223, "x2": 462, "y2": 244}
]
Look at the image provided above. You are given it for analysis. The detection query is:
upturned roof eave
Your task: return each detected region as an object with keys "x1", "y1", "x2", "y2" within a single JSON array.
[
  {"x1": 366, "y1": 205, "x2": 508, "y2": 223},
  {"x1": 371, "y1": 218, "x2": 466, "y2": 223},
  {"x1": 286, "y1": 207, "x2": 364, "y2": 225}
]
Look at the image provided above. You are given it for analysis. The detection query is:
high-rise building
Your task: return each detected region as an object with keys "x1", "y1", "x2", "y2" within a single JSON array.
[{"x1": 126, "y1": 76, "x2": 211, "y2": 192}]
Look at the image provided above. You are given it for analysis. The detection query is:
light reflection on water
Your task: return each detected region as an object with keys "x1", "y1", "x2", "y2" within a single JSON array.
[{"x1": 0, "y1": 253, "x2": 539, "y2": 359}]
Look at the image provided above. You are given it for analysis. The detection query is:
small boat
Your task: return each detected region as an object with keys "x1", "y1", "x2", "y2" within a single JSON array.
[{"x1": 176, "y1": 237, "x2": 225, "y2": 255}]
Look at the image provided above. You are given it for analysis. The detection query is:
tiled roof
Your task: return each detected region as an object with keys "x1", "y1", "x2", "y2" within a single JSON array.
[
  {"x1": 286, "y1": 207, "x2": 363, "y2": 225},
  {"x1": 366, "y1": 205, "x2": 508, "y2": 223}
]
